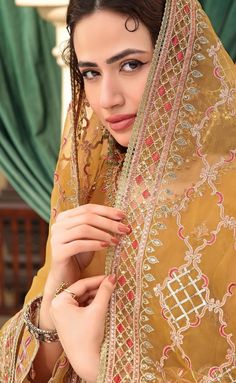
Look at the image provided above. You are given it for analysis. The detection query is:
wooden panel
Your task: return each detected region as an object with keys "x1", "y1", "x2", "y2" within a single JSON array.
[{"x1": 0, "y1": 208, "x2": 48, "y2": 315}]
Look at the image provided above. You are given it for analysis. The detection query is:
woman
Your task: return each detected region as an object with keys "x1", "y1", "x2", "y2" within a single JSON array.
[{"x1": 1, "y1": 0, "x2": 236, "y2": 382}]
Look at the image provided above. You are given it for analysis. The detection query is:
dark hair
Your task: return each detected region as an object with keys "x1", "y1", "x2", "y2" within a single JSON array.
[{"x1": 64, "y1": 0, "x2": 166, "y2": 89}]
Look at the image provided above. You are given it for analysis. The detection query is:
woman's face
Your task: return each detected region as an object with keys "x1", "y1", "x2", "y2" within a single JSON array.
[{"x1": 74, "y1": 10, "x2": 154, "y2": 147}]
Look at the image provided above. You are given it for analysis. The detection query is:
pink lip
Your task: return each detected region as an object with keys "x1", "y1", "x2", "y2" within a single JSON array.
[{"x1": 105, "y1": 114, "x2": 136, "y2": 132}]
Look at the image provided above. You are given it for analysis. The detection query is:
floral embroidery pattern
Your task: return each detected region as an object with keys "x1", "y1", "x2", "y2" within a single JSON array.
[{"x1": 99, "y1": 0, "x2": 236, "y2": 382}]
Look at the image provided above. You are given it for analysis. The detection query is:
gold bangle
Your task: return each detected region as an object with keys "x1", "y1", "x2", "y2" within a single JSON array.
[{"x1": 23, "y1": 297, "x2": 59, "y2": 343}]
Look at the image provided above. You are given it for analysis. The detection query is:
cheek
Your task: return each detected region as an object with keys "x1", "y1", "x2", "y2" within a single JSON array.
[
  {"x1": 133, "y1": 82, "x2": 146, "y2": 106},
  {"x1": 84, "y1": 85, "x2": 101, "y2": 116},
  {"x1": 128, "y1": 71, "x2": 150, "y2": 107}
]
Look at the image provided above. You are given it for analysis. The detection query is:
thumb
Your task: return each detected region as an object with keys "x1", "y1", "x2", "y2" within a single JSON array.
[{"x1": 91, "y1": 275, "x2": 116, "y2": 315}]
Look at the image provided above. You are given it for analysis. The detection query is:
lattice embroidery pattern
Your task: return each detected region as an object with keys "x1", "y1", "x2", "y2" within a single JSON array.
[
  {"x1": 155, "y1": 266, "x2": 207, "y2": 330},
  {"x1": 100, "y1": 0, "x2": 236, "y2": 381},
  {"x1": 204, "y1": 365, "x2": 236, "y2": 383},
  {"x1": 105, "y1": 0, "x2": 196, "y2": 381},
  {"x1": 143, "y1": 10, "x2": 236, "y2": 383},
  {"x1": 141, "y1": 0, "x2": 194, "y2": 380},
  {"x1": 137, "y1": 2, "x2": 226, "y2": 381}
]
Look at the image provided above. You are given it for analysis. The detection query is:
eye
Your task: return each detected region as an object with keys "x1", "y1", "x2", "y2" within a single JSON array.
[
  {"x1": 81, "y1": 70, "x2": 100, "y2": 80},
  {"x1": 121, "y1": 60, "x2": 146, "y2": 72}
]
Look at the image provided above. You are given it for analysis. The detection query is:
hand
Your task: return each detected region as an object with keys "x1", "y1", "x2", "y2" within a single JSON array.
[
  {"x1": 50, "y1": 204, "x2": 128, "y2": 272},
  {"x1": 40, "y1": 204, "x2": 129, "y2": 332},
  {"x1": 50, "y1": 275, "x2": 116, "y2": 383},
  {"x1": 44, "y1": 204, "x2": 129, "y2": 295}
]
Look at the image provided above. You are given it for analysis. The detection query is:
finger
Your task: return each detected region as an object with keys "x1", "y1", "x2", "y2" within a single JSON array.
[
  {"x1": 58, "y1": 240, "x2": 111, "y2": 258},
  {"x1": 79, "y1": 288, "x2": 99, "y2": 304},
  {"x1": 52, "y1": 225, "x2": 119, "y2": 245},
  {"x1": 67, "y1": 275, "x2": 106, "y2": 299},
  {"x1": 56, "y1": 204, "x2": 125, "y2": 222},
  {"x1": 91, "y1": 275, "x2": 116, "y2": 316},
  {"x1": 55, "y1": 214, "x2": 130, "y2": 237}
]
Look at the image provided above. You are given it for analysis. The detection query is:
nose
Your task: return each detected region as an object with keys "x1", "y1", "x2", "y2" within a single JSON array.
[{"x1": 99, "y1": 74, "x2": 125, "y2": 110}]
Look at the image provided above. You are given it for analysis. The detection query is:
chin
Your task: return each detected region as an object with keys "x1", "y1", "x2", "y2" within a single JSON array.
[{"x1": 111, "y1": 132, "x2": 131, "y2": 149}]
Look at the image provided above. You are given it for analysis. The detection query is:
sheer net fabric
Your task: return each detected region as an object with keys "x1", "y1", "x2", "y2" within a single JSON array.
[{"x1": 1, "y1": 0, "x2": 236, "y2": 382}]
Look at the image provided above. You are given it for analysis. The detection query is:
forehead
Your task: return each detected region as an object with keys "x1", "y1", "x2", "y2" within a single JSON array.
[{"x1": 73, "y1": 10, "x2": 152, "y2": 61}]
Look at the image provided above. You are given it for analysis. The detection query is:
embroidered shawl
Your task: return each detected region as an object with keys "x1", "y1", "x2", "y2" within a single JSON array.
[{"x1": 0, "y1": 0, "x2": 236, "y2": 382}]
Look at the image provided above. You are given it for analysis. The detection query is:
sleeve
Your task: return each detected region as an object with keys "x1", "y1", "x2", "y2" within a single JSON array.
[
  {"x1": 0, "y1": 109, "x2": 89, "y2": 383},
  {"x1": 0, "y1": 302, "x2": 81, "y2": 383}
]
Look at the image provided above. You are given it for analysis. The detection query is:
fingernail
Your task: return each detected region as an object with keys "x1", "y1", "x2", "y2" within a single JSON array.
[
  {"x1": 116, "y1": 211, "x2": 126, "y2": 220},
  {"x1": 118, "y1": 224, "x2": 131, "y2": 234},
  {"x1": 108, "y1": 274, "x2": 117, "y2": 285},
  {"x1": 101, "y1": 242, "x2": 110, "y2": 248},
  {"x1": 111, "y1": 237, "x2": 120, "y2": 245}
]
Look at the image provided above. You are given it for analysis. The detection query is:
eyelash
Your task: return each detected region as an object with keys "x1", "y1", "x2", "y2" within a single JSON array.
[{"x1": 80, "y1": 59, "x2": 147, "y2": 81}]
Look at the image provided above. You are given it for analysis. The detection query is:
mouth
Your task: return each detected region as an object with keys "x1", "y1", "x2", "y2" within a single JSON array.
[{"x1": 105, "y1": 114, "x2": 137, "y2": 132}]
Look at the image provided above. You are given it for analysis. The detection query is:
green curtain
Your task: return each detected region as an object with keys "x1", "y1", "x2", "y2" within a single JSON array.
[
  {"x1": 200, "y1": 0, "x2": 236, "y2": 62},
  {"x1": 0, "y1": 1, "x2": 61, "y2": 222}
]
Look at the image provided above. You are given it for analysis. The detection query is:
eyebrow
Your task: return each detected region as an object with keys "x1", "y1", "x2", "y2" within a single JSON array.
[{"x1": 77, "y1": 48, "x2": 147, "y2": 68}]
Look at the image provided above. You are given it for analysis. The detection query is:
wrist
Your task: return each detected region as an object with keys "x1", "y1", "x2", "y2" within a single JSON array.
[
  {"x1": 43, "y1": 272, "x2": 68, "y2": 300},
  {"x1": 44, "y1": 259, "x2": 80, "y2": 298},
  {"x1": 39, "y1": 295, "x2": 56, "y2": 330}
]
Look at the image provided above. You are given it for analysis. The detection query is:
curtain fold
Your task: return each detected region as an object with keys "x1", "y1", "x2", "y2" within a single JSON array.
[
  {"x1": 200, "y1": 0, "x2": 236, "y2": 62},
  {"x1": 0, "y1": 0, "x2": 61, "y2": 221}
]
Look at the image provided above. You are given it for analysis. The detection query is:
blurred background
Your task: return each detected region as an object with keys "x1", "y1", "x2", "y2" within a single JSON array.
[{"x1": 0, "y1": 0, "x2": 236, "y2": 324}]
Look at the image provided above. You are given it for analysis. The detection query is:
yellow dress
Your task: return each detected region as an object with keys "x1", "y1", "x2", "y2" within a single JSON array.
[{"x1": 1, "y1": 0, "x2": 236, "y2": 381}]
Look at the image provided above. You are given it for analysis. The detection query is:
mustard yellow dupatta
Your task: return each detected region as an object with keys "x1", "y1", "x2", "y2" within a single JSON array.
[
  {"x1": 98, "y1": 0, "x2": 236, "y2": 381},
  {"x1": 99, "y1": 0, "x2": 236, "y2": 383},
  {"x1": 1, "y1": 0, "x2": 236, "y2": 382}
]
